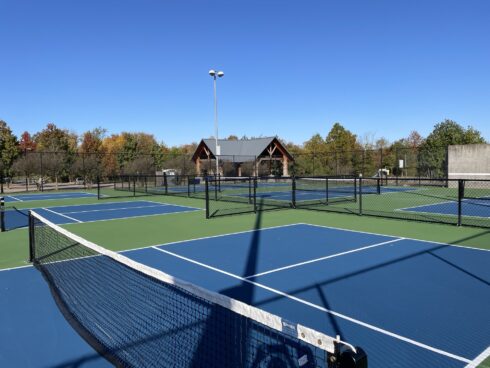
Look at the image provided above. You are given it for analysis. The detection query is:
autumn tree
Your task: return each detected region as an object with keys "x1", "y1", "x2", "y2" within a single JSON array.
[
  {"x1": 72, "y1": 128, "x2": 107, "y2": 185},
  {"x1": 34, "y1": 123, "x2": 77, "y2": 188}
]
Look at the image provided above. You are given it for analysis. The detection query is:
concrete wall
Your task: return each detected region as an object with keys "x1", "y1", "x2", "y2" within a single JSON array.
[{"x1": 448, "y1": 144, "x2": 490, "y2": 180}]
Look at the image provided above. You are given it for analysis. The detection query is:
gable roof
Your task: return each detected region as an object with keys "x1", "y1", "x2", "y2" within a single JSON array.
[{"x1": 192, "y1": 137, "x2": 293, "y2": 161}]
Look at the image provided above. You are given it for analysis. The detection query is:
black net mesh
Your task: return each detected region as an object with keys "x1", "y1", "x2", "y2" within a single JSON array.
[
  {"x1": 29, "y1": 211, "x2": 364, "y2": 367},
  {"x1": 205, "y1": 177, "x2": 293, "y2": 218}
]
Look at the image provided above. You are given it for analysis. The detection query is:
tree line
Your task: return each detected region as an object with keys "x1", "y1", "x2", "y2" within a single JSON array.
[{"x1": 0, "y1": 118, "x2": 486, "y2": 186}]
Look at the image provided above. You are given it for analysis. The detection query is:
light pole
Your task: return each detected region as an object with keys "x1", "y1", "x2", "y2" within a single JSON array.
[{"x1": 209, "y1": 69, "x2": 224, "y2": 176}]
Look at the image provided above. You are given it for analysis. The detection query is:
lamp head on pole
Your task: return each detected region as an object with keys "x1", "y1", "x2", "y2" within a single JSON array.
[{"x1": 209, "y1": 69, "x2": 224, "y2": 78}]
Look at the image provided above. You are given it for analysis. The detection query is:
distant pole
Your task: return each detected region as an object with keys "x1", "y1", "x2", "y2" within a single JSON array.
[{"x1": 209, "y1": 69, "x2": 224, "y2": 176}]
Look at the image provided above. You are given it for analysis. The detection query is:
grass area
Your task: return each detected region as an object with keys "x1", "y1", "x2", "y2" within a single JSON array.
[
  {"x1": 1, "y1": 190, "x2": 489, "y2": 270},
  {"x1": 480, "y1": 356, "x2": 490, "y2": 368}
]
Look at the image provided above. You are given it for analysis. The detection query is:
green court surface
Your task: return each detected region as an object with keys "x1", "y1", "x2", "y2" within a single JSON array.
[
  {"x1": 481, "y1": 357, "x2": 490, "y2": 368},
  {"x1": 1, "y1": 190, "x2": 490, "y2": 270}
]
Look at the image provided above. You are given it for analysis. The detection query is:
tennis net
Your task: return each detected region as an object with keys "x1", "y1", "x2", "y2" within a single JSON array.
[{"x1": 28, "y1": 210, "x2": 367, "y2": 367}]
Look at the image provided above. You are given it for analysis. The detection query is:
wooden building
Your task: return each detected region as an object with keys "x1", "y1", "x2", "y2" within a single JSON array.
[{"x1": 191, "y1": 137, "x2": 294, "y2": 176}]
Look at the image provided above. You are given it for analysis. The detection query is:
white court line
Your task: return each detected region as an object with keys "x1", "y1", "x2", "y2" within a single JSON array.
[
  {"x1": 34, "y1": 200, "x2": 154, "y2": 209},
  {"x1": 42, "y1": 208, "x2": 83, "y2": 223},
  {"x1": 25, "y1": 193, "x2": 97, "y2": 199},
  {"x1": 62, "y1": 204, "x2": 171, "y2": 215},
  {"x1": 244, "y1": 238, "x2": 405, "y2": 279},
  {"x1": 69, "y1": 208, "x2": 203, "y2": 225},
  {"x1": 145, "y1": 223, "x2": 302, "y2": 251},
  {"x1": 395, "y1": 207, "x2": 490, "y2": 220},
  {"x1": 0, "y1": 223, "x2": 299, "y2": 273},
  {"x1": 3, "y1": 221, "x2": 488, "y2": 274},
  {"x1": 0, "y1": 264, "x2": 32, "y2": 271},
  {"x1": 0, "y1": 207, "x2": 203, "y2": 232},
  {"x1": 5, "y1": 195, "x2": 23, "y2": 202},
  {"x1": 5, "y1": 193, "x2": 97, "y2": 203},
  {"x1": 465, "y1": 346, "x2": 490, "y2": 368},
  {"x1": 300, "y1": 223, "x2": 490, "y2": 253},
  {"x1": 151, "y1": 246, "x2": 472, "y2": 364},
  {"x1": 139, "y1": 200, "x2": 202, "y2": 211}
]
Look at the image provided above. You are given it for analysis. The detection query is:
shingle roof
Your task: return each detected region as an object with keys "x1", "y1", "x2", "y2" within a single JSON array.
[{"x1": 202, "y1": 137, "x2": 277, "y2": 157}]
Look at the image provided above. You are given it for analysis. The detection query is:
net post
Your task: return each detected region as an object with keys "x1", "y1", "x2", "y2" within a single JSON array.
[
  {"x1": 205, "y1": 176, "x2": 210, "y2": 219},
  {"x1": 28, "y1": 210, "x2": 35, "y2": 262},
  {"x1": 0, "y1": 197, "x2": 5, "y2": 232},
  {"x1": 291, "y1": 176, "x2": 296, "y2": 208},
  {"x1": 145, "y1": 176, "x2": 148, "y2": 194},
  {"x1": 377, "y1": 177, "x2": 381, "y2": 194},
  {"x1": 133, "y1": 176, "x2": 136, "y2": 197},
  {"x1": 248, "y1": 177, "x2": 252, "y2": 204},
  {"x1": 457, "y1": 179, "x2": 463, "y2": 226},
  {"x1": 358, "y1": 174, "x2": 363, "y2": 215}
]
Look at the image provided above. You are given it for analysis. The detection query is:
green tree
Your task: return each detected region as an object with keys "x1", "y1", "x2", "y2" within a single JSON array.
[
  {"x1": 0, "y1": 120, "x2": 20, "y2": 185},
  {"x1": 302, "y1": 134, "x2": 327, "y2": 175},
  {"x1": 325, "y1": 123, "x2": 361, "y2": 175},
  {"x1": 419, "y1": 120, "x2": 486, "y2": 177}
]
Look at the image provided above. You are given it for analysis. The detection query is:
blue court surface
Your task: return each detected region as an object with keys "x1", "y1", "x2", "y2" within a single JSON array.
[
  {"x1": 2, "y1": 200, "x2": 200, "y2": 230},
  {"x1": 400, "y1": 197, "x2": 490, "y2": 218},
  {"x1": 2, "y1": 191, "x2": 98, "y2": 202},
  {"x1": 2, "y1": 223, "x2": 488, "y2": 367}
]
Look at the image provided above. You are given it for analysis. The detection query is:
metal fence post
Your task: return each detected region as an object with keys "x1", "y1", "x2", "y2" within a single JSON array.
[
  {"x1": 40, "y1": 152, "x2": 44, "y2": 192},
  {"x1": 205, "y1": 176, "x2": 210, "y2": 219},
  {"x1": 214, "y1": 175, "x2": 218, "y2": 201},
  {"x1": 0, "y1": 197, "x2": 5, "y2": 232},
  {"x1": 248, "y1": 177, "x2": 252, "y2": 204},
  {"x1": 28, "y1": 210, "x2": 35, "y2": 262},
  {"x1": 292, "y1": 176, "x2": 296, "y2": 208},
  {"x1": 253, "y1": 177, "x2": 257, "y2": 213},
  {"x1": 326, "y1": 176, "x2": 329, "y2": 205},
  {"x1": 457, "y1": 179, "x2": 463, "y2": 226},
  {"x1": 359, "y1": 174, "x2": 363, "y2": 215},
  {"x1": 97, "y1": 176, "x2": 101, "y2": 199},
  {"x1": 353, "y1": 176, "x2": 357, "y2": 202}
]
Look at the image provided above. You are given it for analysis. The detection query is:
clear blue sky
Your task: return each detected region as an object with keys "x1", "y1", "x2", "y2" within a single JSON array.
[{"x1": 1, "y1": 0, "x2": 489, "y2": 146}]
